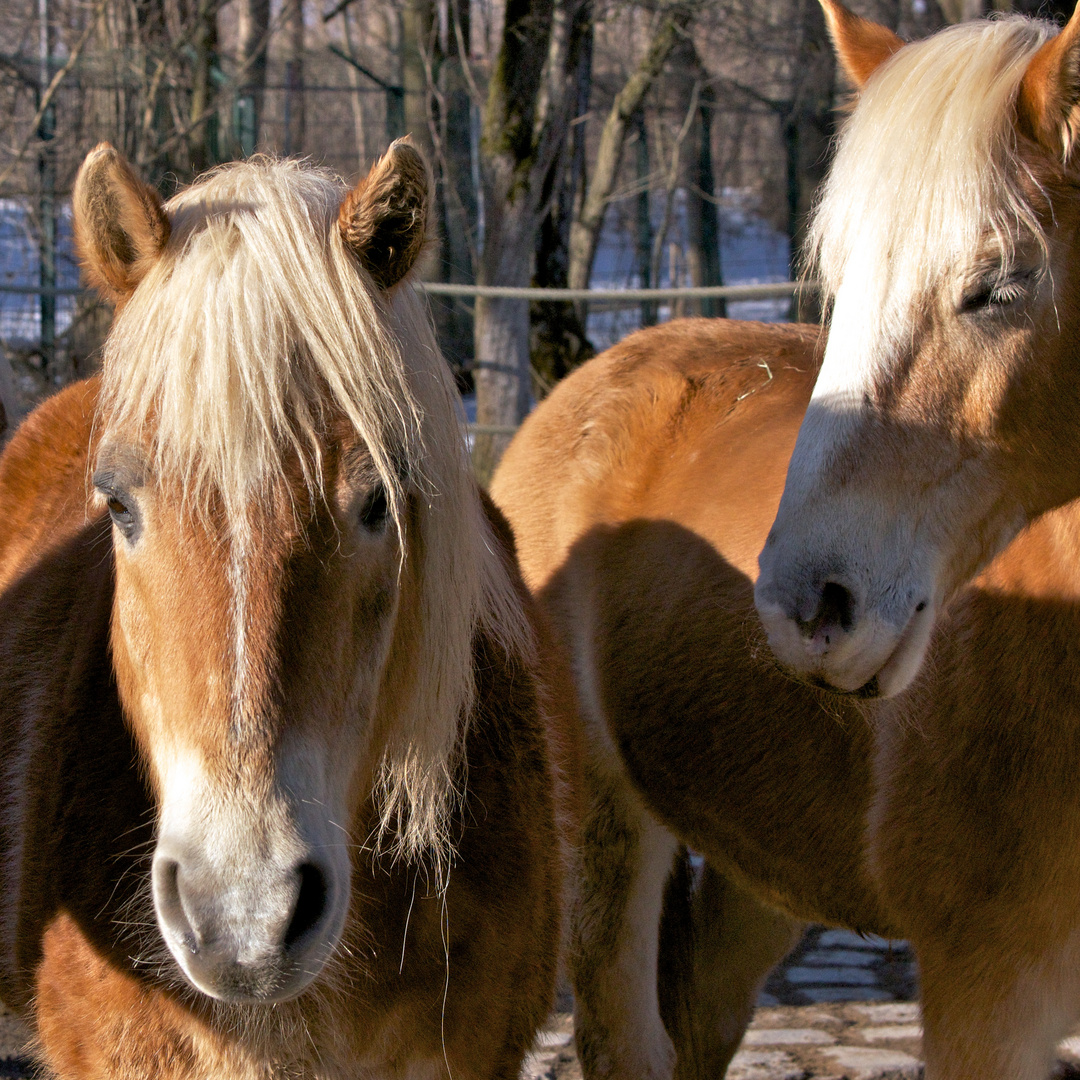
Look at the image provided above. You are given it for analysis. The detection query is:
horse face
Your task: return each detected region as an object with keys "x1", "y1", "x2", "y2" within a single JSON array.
[
  {"x1": 756, "y1": 3, "x2": 1080, "y2": 697},
  {"x1": 73, "y1": 139, "x2": 436, "y2": 1004},
  {"x1": 97, "y1": 435, "x2": 402, "y2": 1003}
]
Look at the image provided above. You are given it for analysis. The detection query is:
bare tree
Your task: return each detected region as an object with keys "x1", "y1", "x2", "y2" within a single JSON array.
[
  {"x1": 684, "y1": 77, "x2": 723, "y2": 316},
  {"x1": 281, "y1": 0, "x2": 304, "y2": 155},
  {"x1": 566, "y1": 3, "x2": 692, "y2": 291},
  {"x1": 471, "y1": 0, "x2": 591, "y2": 483}
]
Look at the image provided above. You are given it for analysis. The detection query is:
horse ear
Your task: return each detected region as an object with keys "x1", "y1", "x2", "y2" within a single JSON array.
[
  {"x1": 73, "y1": 143, "x2": 170, "y2": 305},
  {"x1": 339, "y1": 138, "x2": 429, "y2": 290},
  {"x1": 1017, "y1": 7, "x2": 1080, "y2": 159},
  {"x1": 820, "y1": 0, "x2": 904, "y2": 90}
]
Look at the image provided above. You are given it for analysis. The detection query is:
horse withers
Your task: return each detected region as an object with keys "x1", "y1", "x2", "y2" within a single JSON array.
[
  {"x1": 0, "y1": 141, "x2": 577, "y2": 1079},
  {"x1": 493, "y1": 4, "x2": 1080, "y2": 1080}
]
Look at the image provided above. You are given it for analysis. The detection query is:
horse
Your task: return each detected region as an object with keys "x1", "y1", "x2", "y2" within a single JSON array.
[
  {"x1": 491, "y1": 4, "x2": 1080, "y2": 1079},
  {"x1": 0, "y1": 139, "x2": 578, "y2": 1079}
]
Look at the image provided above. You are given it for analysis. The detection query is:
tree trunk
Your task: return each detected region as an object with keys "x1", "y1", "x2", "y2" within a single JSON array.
[
  {"x1": 236, "y1": 0, "x2": 270, "y2": 155},
  {"x1": 188, "y1": 0, "x2": 219, "y2": 173},
  {"x1": 565, "y1": 5, "x2": 690, "y2": 293},
  {"x1": 684, "y1": 66, "x2": 723, "y2": 317},
  {"x1": 783, "y1": 0, "x2": 835, "y2": 323},
  {"x1": 937, "y1": 0, "x2": 983, "y2": 19},
  {"x1": 402, "y1": 0, "x2": 436, "y2": 160},
  {"x1": 471, "y1": 0, "x2": 589, "y2": 483},
  {"x1": 282, "y1": 0, "x2": 304, "y2": 155},
  {"x1": 530, "y1": 14, "x2": 593, "y2": 388},
  {"x1": 634, "y1": 110, "x2": 655, "y2": 326},
  {"x1": 433, "y1": 0, "x2": 476, "y2": 383}
]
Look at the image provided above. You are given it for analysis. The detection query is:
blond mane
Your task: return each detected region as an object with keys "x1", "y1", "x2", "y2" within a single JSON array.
[
  {"x1": 809, "y1": 16, "x2": 1054, "y2": 307},
  {"x1": 98, "y1": 158, "x2": 530, "y2": 862}
]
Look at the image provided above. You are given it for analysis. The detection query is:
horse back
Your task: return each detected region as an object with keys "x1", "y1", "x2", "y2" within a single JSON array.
[
  {"x1": 0, "y1": 379, "x2": 102, "y2": 589},
  {"x1": 492, "y1": 318, "x2": 821, "y2": 592},
  {"x1": 0, "y1": 379, "x2": 151, "y2": 1010}
]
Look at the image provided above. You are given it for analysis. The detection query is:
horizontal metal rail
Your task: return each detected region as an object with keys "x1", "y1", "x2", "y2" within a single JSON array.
[
  {"x1": 0, "y1": 281, "x2": 812, "y2": 301},
  {"x1": 420, "y1": 281, "x2": 811, "y2": 302},
  {"x1": 467, "y1": 423, "x2": 521, "y2": 436},
  {"x1": 0, "y1": 284, "x2": 83, "y2": 296}
]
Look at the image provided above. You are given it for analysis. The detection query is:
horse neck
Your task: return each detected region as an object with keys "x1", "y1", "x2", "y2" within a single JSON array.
[{"x1": 976, "y1": 499, "x2": 1080, "y2": 601}]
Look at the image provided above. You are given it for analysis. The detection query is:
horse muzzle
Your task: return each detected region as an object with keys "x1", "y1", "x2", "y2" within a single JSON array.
[
  {"x1": 753, "y1": 566, "x2": 936, "y2": 699},
  {"x1": 151, "y1": 839, "x2": 348, "y2": 1003}
]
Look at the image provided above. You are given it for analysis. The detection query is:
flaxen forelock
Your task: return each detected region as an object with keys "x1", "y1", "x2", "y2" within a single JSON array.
[
  {"x1": 809, "y1": 17, "x2": 1053, "y2": 306},
  {"x1": 97, "y1": 156, "x2": 530, "y2": 864}
]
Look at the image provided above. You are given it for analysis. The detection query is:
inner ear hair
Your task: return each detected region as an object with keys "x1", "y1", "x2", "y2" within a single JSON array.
[
  {"x1": 339, "y1": 138, "x2": 429, "y2": 291},
  {"x1": 73, "y1": 143, "x2": 170, "y2": 305}
]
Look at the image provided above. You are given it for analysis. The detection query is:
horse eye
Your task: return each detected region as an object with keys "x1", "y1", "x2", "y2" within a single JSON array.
[
  {"x1": 104, "y1": 494, "x2": 138, "y2": 538},
  {"x1": 960, "y1": 271, "x2": 1031, "y2": 315},
  {"x1": 358, "y1": 486, "x2": 389, "y2": 530}
]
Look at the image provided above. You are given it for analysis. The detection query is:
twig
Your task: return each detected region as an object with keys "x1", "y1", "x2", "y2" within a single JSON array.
[
  {"x1": 138, "y1": 0, "x2": 265, "y2": 162},
  {"x1": 649, "y1": 79, "x2": 701, "y2": 292},
  {"x1": 135, "y1": 17, "x2": 278, "y2": 169},
  {"x1": 450, "y1": 0, "x2": 484, "y2": 109}
]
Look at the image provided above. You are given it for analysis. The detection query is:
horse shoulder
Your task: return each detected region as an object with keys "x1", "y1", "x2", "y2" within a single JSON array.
[
  {"x1": 974, "y1": 501, "x2": 1080, "y2": 600},
  {"x1": 0, "y1": 378, "x2": 101, "y2": 590},
  {"x1": 494, "y1": 319, "x2": 894, "y2": 931}
]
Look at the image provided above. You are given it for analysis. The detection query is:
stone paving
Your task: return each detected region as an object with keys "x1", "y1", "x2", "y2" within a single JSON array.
[
  {"x1": 522, "y1": 925, "x2": 1080, "y2": 1080},
  {"x1": 0, "y1": 926, "x2": 1074, "y2": 1078}
]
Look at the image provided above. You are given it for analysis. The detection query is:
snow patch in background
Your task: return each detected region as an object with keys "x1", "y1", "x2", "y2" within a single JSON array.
[{"x1": 0, "y1": 200, "x2": 80, "y2": 346}]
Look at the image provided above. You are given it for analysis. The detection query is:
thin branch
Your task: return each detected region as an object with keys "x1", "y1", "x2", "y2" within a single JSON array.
[
  {"x1": 321, "y1": 0, "x2": 360, "y2": 23},
  {"x1": 650, "y1": 79, "x2": 701, "y2": 292},
  {"x1": 138, "y1": 0, "x2": 234, "y2": 152},
  {"x1": 566, "y1": 2, "x2": 690, "y2": 289},
  {"x1": 136, "y1": 16, "x2": 278, "y2": 168},
  {"x1": 450, "y1": 0, "x2": 483, "y2": 109}
]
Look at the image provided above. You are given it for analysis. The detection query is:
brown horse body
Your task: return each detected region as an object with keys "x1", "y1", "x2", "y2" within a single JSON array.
[
  {"x1": 493, "y1": 316, "x2": 1080, "y2": 1080},
  {"x1": 0, "y1": 143, "x2": 577, "y2": 1079}
]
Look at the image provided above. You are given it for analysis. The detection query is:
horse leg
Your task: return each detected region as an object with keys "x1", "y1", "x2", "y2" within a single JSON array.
[
  {"x1": 659, "y1": 858, "x2": 802, "y2": 1080},
  {"x1": 570, "y1": 763, "x2": 680, "y2": 1080},
  {"x1": 917, "y1": 941, "x2": 1080, "y2": 1080}
]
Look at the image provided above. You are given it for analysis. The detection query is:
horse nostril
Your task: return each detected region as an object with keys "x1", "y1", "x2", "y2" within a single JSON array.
[
  {"x1": 819, "y1": 581, "x2": 855, "y2": 632},
  {"x1": 795, "y1": 580, "x2": 856, "y2": 638},
  {"x1": 152, "y1": 856, "x2": 200, "y2": 954},
  {"x1": 285, "y1": 863, "x2": 328, "y2": 949}
]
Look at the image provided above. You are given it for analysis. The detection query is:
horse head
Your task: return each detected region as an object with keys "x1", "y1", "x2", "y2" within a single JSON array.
[
  {"x1": 71, "y1": 144, "x2": 506, "y2": 1006},
  {"x1": 755, "y1": 1, "x2": 1080, "y2": 697}
]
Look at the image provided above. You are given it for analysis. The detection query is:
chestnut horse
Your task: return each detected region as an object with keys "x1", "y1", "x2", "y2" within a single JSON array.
[
  {"x1": 493, "y1": 4, "x2": 1080, "y2": 1080},
  {"x1": 0, "y1": 141, "x2": 577, "y2": 1079}
]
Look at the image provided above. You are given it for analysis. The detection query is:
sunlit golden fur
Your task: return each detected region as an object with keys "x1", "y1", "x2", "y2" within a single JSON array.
[
  {"x1": 98, "y1": 157, "x2": 528, "y2": 860},
  {"x1": 758, "y1": 7, "x2": 1080, "y2": 700},
  {"x1": 494, "y1": 315, "x2": 1080, "y2": 1080}
]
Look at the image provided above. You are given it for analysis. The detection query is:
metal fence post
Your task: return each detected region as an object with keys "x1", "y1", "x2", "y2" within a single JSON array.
[{"x1": 37, "y1": 0, "x2": 58, "y2": 383}]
